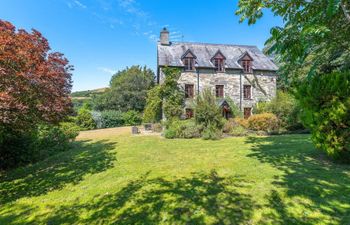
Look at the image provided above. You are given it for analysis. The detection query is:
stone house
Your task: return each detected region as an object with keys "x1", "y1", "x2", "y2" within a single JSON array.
[{"x1": 157, "y1": 28, "x2": 278, "y2": 119}]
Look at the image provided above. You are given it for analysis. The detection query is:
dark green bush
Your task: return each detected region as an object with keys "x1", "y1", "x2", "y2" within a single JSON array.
[
  {"x1": 0, "y1": 123, "x2": 79, "y2": 170},
  {"x1": 123, "y1": 110, "x2": 142, "y2": 126},
  {"x1": 100, "y1": 110, "x2": 124, "y2": 128},
  {"x1": 164, "y1": 119, "x2": 201, "y2": 139},
  {"x1": 143, "y1": 86, "x2": 163, "y2": 123},
  {"x1": 194, "y1": 88, "x2": 224, "y2": 131},
  {"x1": 296, "y1": 71, "x2": 350, "y2": 160}
]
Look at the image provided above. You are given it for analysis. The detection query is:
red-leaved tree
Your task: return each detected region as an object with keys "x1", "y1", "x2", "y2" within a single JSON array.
[{"x1": 0, "y1": 20, "x2": 73, "y2": 132}]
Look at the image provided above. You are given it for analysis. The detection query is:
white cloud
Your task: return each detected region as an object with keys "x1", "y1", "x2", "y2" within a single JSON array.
[
  {"x1": 98, "y1": 67, "x2": 117, "y2": 75},
  {"x1": 74, "y1": 0, "x2": 87, "y2": 9}
]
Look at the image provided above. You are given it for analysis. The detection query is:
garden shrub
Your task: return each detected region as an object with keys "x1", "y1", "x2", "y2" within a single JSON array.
[
  {"x1": 254, "y1": 90, "x2": 303, "y2": 130},
  {"x1": 202, "y1": 123, "x2": 222, "y2": 140},
  {"x1": 230, "y1": 125, "x2": 249, "y2": 136},
  {"x1": 123, "y1": 110, "x2": 142, "y2": 126},
  {"x1": 194, "y1": 88, "x2": 224, "y2": 130},
  {"x1": 296, "y1": 71, "x2": 350, "y2": 160},
  {"x1": 92, "y1": 111, "x2": 103, "y2": 129},
  {"x1": 59, "y1": 122, "x2": 80, "y2": 141},
  {"x1": 164, "y1": 128, "x2": 176, "y2": 139},
  {"x1": 164, "y1": 119, "x2": 201, "y2": 139},
  {"x1": 100, "y1": 110, "x2": 124, "y2": 128},
  {"x1": 233, "y1": 117, "x2": 249, "y2": 128},
  {"x1": 76, "y1": 108, "x2": 96, "y2": 130},
  {"x1": 247, "y1": 113, "x2": 280, "y2": 132}
]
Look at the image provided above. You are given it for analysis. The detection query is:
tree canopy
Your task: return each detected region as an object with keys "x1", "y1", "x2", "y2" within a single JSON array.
[
  {"x1": 236, "y1": 0, "x2": 350, "y2": 84},
  {"x1": 93, "y1": 65, "x2": 155, "y2": 112},
  {"x1": 0, "y1": 20, "x2": 73, "y2": 132}
]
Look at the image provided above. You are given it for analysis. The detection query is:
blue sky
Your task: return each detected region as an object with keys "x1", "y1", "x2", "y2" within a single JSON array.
[{"x1": 0, "y1": 0, "x2": 282, "y2": 91}]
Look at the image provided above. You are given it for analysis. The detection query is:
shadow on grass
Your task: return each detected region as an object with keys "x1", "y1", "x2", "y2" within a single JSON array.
[
  {"x1": 245, "y1": 134, "x2": 350, "y2": 224},
  {"x1": 0, "y1": 139, "x2": 117, "y2": 205},
  {"x1": 38, "y1": 170, "x2": 255, "y2": 225}
]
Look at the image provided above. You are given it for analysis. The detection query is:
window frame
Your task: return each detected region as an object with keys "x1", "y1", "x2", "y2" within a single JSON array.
[
  {"x1": 243, "y1": 85, "x2": 252, "y2": 100},
  {"x1": 183, "y1": 57, "x2": 195, "y2": 71},
  {"x1": 213, "y1": 58, "x2": 225, "y2": 72},
  {"x1": 185, "y1": 84, "x2": 194, "y2": 99},
  {"x1": 215, "y1": 85, "x2": 224, "y2": 98},
  {"x1": 242, "y1": 60, "x2": 252, "y2": 73}
]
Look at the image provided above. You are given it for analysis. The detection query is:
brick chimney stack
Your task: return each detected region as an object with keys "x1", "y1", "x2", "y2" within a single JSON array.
[{"x1": 160, "y1": 27, "x2": 169, "y2": 45}]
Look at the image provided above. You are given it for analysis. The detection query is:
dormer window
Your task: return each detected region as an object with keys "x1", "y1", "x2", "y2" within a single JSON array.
[
  {"x1": 183, "y1": 57, "x2": 195, "y2": 71},
  {"x1": 242, "y1": 60, "x2": 252, "y2": 73},
  {"x1": 212, "y1": 50, "x2": 226, "y2": 72},
  {"x1": 182, "y1": 49, "x2": 196, "y2": 71},
  {"x1": 239, "y1": 52, "x2": 253, "y2": 73}
]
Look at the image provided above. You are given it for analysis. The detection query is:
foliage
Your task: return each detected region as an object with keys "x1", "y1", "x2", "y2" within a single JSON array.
[
  {"x1": 143, "y1": 86, "x2": 162, "y2": 123},
  {"x1": 236, "y1": 0, "x2": 350, "y2": 83},
  {"x1": 0, "y1": 123, "x2": 78, "y2": 170},
  {"x1": 194, "y1": 88, "x2": 224, "y2": 131},
  {"x1": 230, "y1": 125, "x2": 249, "y2": 137},
  {"x1": 164, "y1": 119, "x2": 201, "y2": 139},
  {"x1": 247, "y1": 113, "x2": 280, "y2": 132},
  {"x1": 254, "y1": 90, "x2": 303, "y2": 130},
  {"x1": 234, "y1": 117, "x2": 249, "y2": 128},
  {"x1": 0, "y1": 20, "x2": 73, "y2": 169},
  {"x1": 225, "y1": 97, "x2": 243, "y2": 118},
  {"x1": 93, "y1": 66, "x2": 154, "y2": 112},
  {"x1": 122, "y1": 110, "x2": 142, "y2": 126},
  {"x1": 75, "y1": 107, "x2": 96, "y2": 130},
  {"x1": 143, "y1": 67, "x2": 184, "y2": 122},
  {"x1": 100, "y1": 110, "x2": 124, "y2": 128},
  {"x1": 164, "y1": 128, "x2": 176, "y2": 139},
  {"x1": 91, "y1": 111, "x2": 103, "y2": 129},
  {"x1": 296, "y1": 71, "x2": 350, "y2": 160},
  {"x1": 202, "y1": 123, "x2": 222, "y2": 140}
]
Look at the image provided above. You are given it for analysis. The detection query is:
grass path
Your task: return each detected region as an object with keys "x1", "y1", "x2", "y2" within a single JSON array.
[{"x1": 1, "y1": 128, "x2": 350, "y2": 224}]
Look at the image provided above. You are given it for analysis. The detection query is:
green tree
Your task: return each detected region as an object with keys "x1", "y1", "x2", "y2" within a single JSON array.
[
  {"x1": 236, "y1": 0, "x2": 350, "y2": 82},
  {"x1": 93, "y1": 66, "x2": 155, "y2": 112}
]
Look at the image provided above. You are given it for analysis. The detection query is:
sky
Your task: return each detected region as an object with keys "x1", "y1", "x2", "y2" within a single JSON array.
[{"x1": 0, "y1": 0, "x2": 282, "y2": 92}]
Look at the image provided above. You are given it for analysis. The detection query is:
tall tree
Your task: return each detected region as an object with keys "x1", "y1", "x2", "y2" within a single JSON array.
[
  {"x1": 93, "y1": 65, "x2": 154, "y2": 112},
  {"x1": 0, "y1": 20, "x2": 73, "y2": 132},
  {"x1": 236, "y1": 0, "x2": 350, "y2": 83}
]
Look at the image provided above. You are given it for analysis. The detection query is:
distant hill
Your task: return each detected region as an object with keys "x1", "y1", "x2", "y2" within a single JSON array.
[
  {"x1": 71, "y1": 88, "x2": 109, "y2": 98},
  {"x1": 71, "y1": 88, "x2": 109, "y2": 111}
]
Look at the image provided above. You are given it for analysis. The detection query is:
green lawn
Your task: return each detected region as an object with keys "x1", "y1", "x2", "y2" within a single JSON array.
[{"x1": 1, "y1": 129, "x2": 350, "y2": 225}]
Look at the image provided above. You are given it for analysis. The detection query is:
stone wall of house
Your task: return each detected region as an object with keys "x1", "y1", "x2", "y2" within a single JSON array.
[{"x1": 174, "y1": 68, "x2": 277, "y2": 111}]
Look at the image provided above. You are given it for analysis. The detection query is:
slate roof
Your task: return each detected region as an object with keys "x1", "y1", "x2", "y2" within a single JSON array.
[{"x1": 157, "y1": 42, "x2": 278, "y2": 71}]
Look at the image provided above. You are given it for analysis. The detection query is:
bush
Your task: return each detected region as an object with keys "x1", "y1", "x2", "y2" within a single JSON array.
[
  {"x1": 202, "y1": 123, "x2": 222, "y2": 140},
  {"x1": 230, "y1": 125, "x2": 249, "y2": 136},
  {"x1": 123, "y1": 110, "x2": 142, "y2": 126},
  {"x1": 247, "y1": 113, "x2": 280, "y2": 132},
  {"x1": 254, "y1": 90, "x2": 303, "y2": 130},
  {"x1": 92, "y1": 111, "x2": 103, "y2": 129},
  {"x1": 164, "y1": 128, "x2": 176, "y2": 139},
  {"x1": 296, "y1": 71, "x2": 350, "y2": 160},
  {"x1": 164, "y1": 119, "x2": 201, "y2": 139},
  {"x1": 76, "y1": 108, "x2": 96, "y2": 130},
  {"x1": 100, "y1": 110, "x2": 124, "y2": 128},
  {"x1": 194, "y1": 88, "x2": 224, "y2": 131},
  {"x1": 233, "y1": 117, "x2": 249, "y2": 128},
  {"x1": 0, "y1": 123, "x2": 79, "y2": 170}
]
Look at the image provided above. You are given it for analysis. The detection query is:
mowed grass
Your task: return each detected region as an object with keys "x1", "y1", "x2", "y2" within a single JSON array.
[{"x1": 1, "y1": 128, "x2": 350, "y2": 224}]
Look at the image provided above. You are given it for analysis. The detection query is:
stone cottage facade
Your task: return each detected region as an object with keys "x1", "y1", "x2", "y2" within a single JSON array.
[{"x1": 157, "y1": 28, "x2": 278, "y2": 119}]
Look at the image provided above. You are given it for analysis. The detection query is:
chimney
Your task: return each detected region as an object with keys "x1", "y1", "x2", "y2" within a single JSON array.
[{"x1": 160, "y1": 27, "x2": 169, "y2": 45}]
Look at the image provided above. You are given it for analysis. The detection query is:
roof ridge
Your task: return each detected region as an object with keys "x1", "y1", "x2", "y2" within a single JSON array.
[{"x1": 167, "y1": 41, "x2": 258, "y2": 48}]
